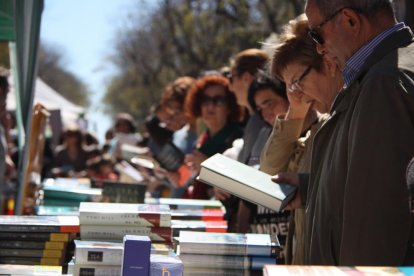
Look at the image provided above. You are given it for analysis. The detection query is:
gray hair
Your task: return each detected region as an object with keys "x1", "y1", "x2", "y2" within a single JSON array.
[{"x1": 309, "y1": 0, "x2": 394, "y2": 18}]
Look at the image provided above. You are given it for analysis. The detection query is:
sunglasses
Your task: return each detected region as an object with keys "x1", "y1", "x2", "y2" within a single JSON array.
[
  {"x1": 308, "y1": 7, "x2": 345, "y2": 45},
  {"x1": 288, "y1": 64, "x2": 312, "y2": 93},
  {"x1": 201, "y1": 95, "x2": 227, "y2": 106}
]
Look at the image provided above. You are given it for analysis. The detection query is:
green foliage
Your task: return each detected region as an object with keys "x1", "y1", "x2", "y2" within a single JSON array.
[
  {"x1": 104, "y1": 0, "x2": 305, "y2": 127},
  {"x1": 37, "y1": 42, "x2": 90, "y2": 107}
]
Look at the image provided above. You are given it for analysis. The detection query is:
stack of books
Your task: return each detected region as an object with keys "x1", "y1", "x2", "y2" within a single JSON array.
[
  {"x1": 40, "y1": 178, "x2": 102, "y2": 208},
  {"x1": 178, "y1": 231, "x2": 279, "y2": 275},
  {"x1": 69, "y1": 239, "x2": 175, "y2": 275},
  {"x1": 0, "y1": 215, "x2": 79, "y2": 267},
  {"x1": 78, "y1": 202, "x2": 173, "y2": 244},
  {"x1": 263, "y1": 265, "x2": 414, "y2": 275}
]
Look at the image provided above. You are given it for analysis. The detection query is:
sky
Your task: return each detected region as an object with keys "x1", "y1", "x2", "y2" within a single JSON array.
[{"x1": 40, "y1": 0, "x2": 143, "y2": 143}]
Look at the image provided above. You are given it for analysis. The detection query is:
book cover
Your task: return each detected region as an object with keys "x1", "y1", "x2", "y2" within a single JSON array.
[
  {"x1": 122, "y1": 235, "x2": 151, "y2": 276},
  {"x1": 153, "y1": 141, "x2": 185, "y2": 172},
  {"x1": 198, "y1": 153, "x2": 297, "y2": 212},
  {"x1": 73, "y1": 264, "x2": 121, "y2": 276},
  {"x1": 172, "y1": 220, "x2": 227, "y2": 237},
  {"x1": 0, "y1": 264, "x2": 62, "y2": 275},
  {"x1": 144, "y1": 197, "x2": 223, "y2": 210},
  {"x1": 80, "y1": 225, "x2": 172, "y2": 242},
  {"x1": 178, "y1": 231, "x2": 280, "y2": 257},
  {"x1": 0, "y1": 240, "x2": 66, "y2": 250},
  {"x1": 179, "y1": 253, "x2": 275, "y2": 270},
  {"x1": 0, "y1": 232, "x2": 75, "y2": 242},
  {"x1": 79, "y1": 202, "x2": 171, "y2": 227},
  {"x1": 0, "y1": 215, "x2": 80, "y2": 233},
  {"x1": 42, "y1": 185, "x2": 103, "y2": 202},
  {"x1": 75, "y1": 240, "x2": 174, "y2": 266},
  {"x1": 91, "y1": 179, "x2": 147, "y2": 204},
  {"x1": 150, "y1": 254, "x2": 183, "y2": 276},
  {"x1": 171, "y1": 208, "x2": 224, "y2": 221}
]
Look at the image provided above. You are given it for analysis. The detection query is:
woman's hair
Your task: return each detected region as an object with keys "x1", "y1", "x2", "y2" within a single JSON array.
[
  {"x1": 63, "y1": 127, "x2": 84, "y2": 149},
  {"x1": 230, "y1": 48, "x2": 269, "y2": 77},
  {"x1": 247, "y1": 70, "x2": 287, "y2": 113},
  {"x1": 271, "y1": 13, "x2": 323, "y2": 80},
  {"x1": 185, "y1": 75, "x2": 244, "y2": 123},
  {"x1": 160, "y1": 76, "x2": 196, "y2": 109}
]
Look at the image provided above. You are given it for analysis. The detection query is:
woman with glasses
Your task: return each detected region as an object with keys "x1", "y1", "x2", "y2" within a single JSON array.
[
  {"x1": 260, "y1": 13, "x2": 343, "y2": 264},
  {"x1": 184, "y1": 75, "x2": 244, "y2": 228}
]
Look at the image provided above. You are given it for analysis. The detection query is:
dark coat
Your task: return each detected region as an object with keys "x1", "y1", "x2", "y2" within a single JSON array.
[{"x1": 304, "y1": 27, "x2": 414, "y2": 265}]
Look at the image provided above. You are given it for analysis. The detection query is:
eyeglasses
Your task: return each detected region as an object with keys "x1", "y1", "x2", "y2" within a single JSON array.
[
  {"x1": 201, "y1": 95, "x2": 227, "y2": 106},
  {"x1": 308, "y1": 7, "x2": 345, "y2": 45},
  {"x1": 288, "y1": 64, "x2": 312, "y2": 93}
]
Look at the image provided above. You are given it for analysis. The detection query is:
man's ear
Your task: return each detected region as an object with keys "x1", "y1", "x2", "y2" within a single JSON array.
[{"x1": 241, "y1": 71, "x2": 253, "y2": 84}]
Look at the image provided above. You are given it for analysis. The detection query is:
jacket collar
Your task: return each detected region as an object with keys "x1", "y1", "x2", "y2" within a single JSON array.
[{"x1": 330, "y1": 27, "x2": 414, "y2": 115}]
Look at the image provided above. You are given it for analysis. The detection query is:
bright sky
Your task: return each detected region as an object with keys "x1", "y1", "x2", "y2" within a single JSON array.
[{"x1": 40, "y1": 0, "x2": 143, "y2": 143}]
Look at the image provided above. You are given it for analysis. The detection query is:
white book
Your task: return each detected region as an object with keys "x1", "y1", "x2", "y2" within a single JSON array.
[
  {"x1": 73, "y1": 264, "x2": 121, "y2": 276},
  {"x1": 79, "y1": 202, "x2": 171, "y2": 227},
  {"x1": 198, "y1": 153, "x2": 297, "y2": 212},
  {"x1": 178, "y1": 231, "x2": 279, "y2": 257},
  {"x1": 74, "y1": 240, "x2": 174, "y2": 266},
  {"x1": 80, "y1": 225, "x2": 172, "y2": 242}
]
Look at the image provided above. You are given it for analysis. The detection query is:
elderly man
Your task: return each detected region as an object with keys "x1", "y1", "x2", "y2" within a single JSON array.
[{"x1": 276, "y1": 0, "x2": 414, "y2": 266}]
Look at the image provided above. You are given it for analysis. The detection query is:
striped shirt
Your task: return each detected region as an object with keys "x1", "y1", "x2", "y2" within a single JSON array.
[{"x1": 342, "y1": 22, "x2": 405, "y2": 87}]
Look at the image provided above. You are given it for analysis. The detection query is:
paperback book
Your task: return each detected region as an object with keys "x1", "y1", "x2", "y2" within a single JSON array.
[
  {"x1": 80, "y1": 225, "x2": 172, "y2": 242},
  {"x1": 171, "y1": 208, "x2": 224, "y2": 221},
  {"x1": 198, "y1": 153, "x2": 297, "y2": 212},
  {"x1": 91, "y1": 179, "x2": 147, "y2": 204},
  {"x1": 144, "y1": 197, "x2": 223, "y2": 210},
  {"x1": 0, "y1": 215, "x2": 80, "y2": 233},
  {"x1": 0, "y1": 240, "x2": 66, "y2": 250},
  {"x1": 79, "y1": 202, "x2": 171, "y2": 227},
  {"x1": 0, "y1": 232, "x2": 76, "y2": 242},
  {"x1": 178, "y1": 231, "x2": 280, "y2": 257},
  {"x1": 0, "y1": 264, "x2": 63, "y2": 275},
  {"x1": 171, "y1": 220, "x2": 227, "y2": 236}
]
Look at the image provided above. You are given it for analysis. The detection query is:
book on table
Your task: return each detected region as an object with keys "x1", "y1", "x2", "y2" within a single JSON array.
[
  {"x1": 197, "y1": 153, "x2": 297, "y2": 212},
  {"x1": 144, "y1": 197, "x2": 223, "y2": 210},
  {"x1": 0, "y1": 215, "x2": 80, "y2": 233},
  {"x1": 90, "y1": 178, "x2": 147, "y2": 204},
  {"x1": 79, "y1": 202, "x2": 171, "y2": 227},
  {"x1": 178, "y1": 231, "x2": 280, "y2": 257}
]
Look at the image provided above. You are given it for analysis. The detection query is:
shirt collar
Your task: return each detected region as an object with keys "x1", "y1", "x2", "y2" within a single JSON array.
[{"x1": 342, "y1": 22, "x2": 405, "y2": 87}]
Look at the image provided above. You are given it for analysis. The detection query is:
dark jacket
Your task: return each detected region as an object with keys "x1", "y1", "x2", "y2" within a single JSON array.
[{"x1": 303, "y1": 27, "x2": 414, "y2": 265}]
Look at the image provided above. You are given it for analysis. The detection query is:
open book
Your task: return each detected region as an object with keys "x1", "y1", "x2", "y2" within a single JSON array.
[{"x1": 197, "y1": 153, "x2": 297, "y2": 212}]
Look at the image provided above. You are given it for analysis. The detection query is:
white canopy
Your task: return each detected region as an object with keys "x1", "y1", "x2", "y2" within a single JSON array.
[{"x1": 8, "y1": 76, "x2": 85, "y2": 127}]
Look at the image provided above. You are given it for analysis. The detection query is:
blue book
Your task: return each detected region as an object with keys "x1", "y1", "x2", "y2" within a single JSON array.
[
  {"x1": 150, "y1": 254, "x2": 183, "y2": 276},
  {"x1": 121, "y1": 235, "x2": 151, "y2": 276}
]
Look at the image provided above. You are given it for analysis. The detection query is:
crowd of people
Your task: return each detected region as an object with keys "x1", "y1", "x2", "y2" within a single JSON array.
[{"x1": 0, "y1": 0, "x2": 413, "y2": 267}]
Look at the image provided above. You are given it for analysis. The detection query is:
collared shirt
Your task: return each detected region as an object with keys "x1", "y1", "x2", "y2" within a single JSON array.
[{"x1": 342, "y1": 22, "x2": 405, "y2": 87}]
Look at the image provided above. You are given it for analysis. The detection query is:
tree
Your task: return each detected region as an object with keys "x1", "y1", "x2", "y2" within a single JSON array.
[
  {"x1": 104, "y1": 0, "x2": 305, "y2": 128},
  {"x1": 37, "y1": 42, "x2": 90, "y2": 107}
]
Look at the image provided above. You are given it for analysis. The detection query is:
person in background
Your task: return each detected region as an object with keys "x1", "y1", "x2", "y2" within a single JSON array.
[
  {"x1": 277, "y1": 0, "x2": 414, "y2": 265},
  {"x1": 52, "y1": 127, "x2": 89, "y2": 177},
  {"x1": 235, "y1": 71, "x2": 290, "y2": 250},
  {"x1": 184, "y1": 75, "x2": 244, "y2": 229},
  {"x1": 213, "y1": 49, "x2": 269, "y2": 232},
  {"x1": 110, "y1": 113, "x2": 142, "y2": 161},
  {"x1": 0, "y1": 67, "x2": 15, "y2": 214}
]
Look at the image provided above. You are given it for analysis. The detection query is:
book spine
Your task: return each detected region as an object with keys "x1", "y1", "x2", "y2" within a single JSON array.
[
  {"x1": 75, "y1": 247, "x2": 123, "y2": 265},
  {"x1": 79, "y1": 212, "x2": 171, "y2": 227},
  {"x1": 75, "y1": 264, "x2": 121, "y2": 276},
  {"x1": 0, "y1": 249, "x2": 65, "y2": 258},
  {"x1": 0, "y1": 240, "x2": 66, "y2": 250},
  {"x1": 0, "y1": 257, "x2": 64, "y2": 266},
  {"x1": 0, "y1": 232, "x2": 72, "y2": 242},
  {"x1": 179, "y1": 243, "x2": 247, "y2": 256},
  {"x1": 80, "y1": 225, "x2": 172, "y2": 242},
  {"x1": 180, "y1": 254, "x2": 249, "y2": 269},
  {"x1": 0, "y1": 225, "x2": 62, "y2": 233}
]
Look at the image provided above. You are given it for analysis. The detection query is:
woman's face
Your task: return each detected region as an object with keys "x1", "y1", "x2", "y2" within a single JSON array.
[
  {"x1": 200, "y1": 85, "x2": 229, "y2": 131},
  {"x1": 254, "y1": 88, "x2": 289, "y2": 125},
  {"x1": 159, "y1": 100, "x2": 188, "y2": 132},
  {"x1": 282, "y1": 61, "x2": 337, "y2": 114}
]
